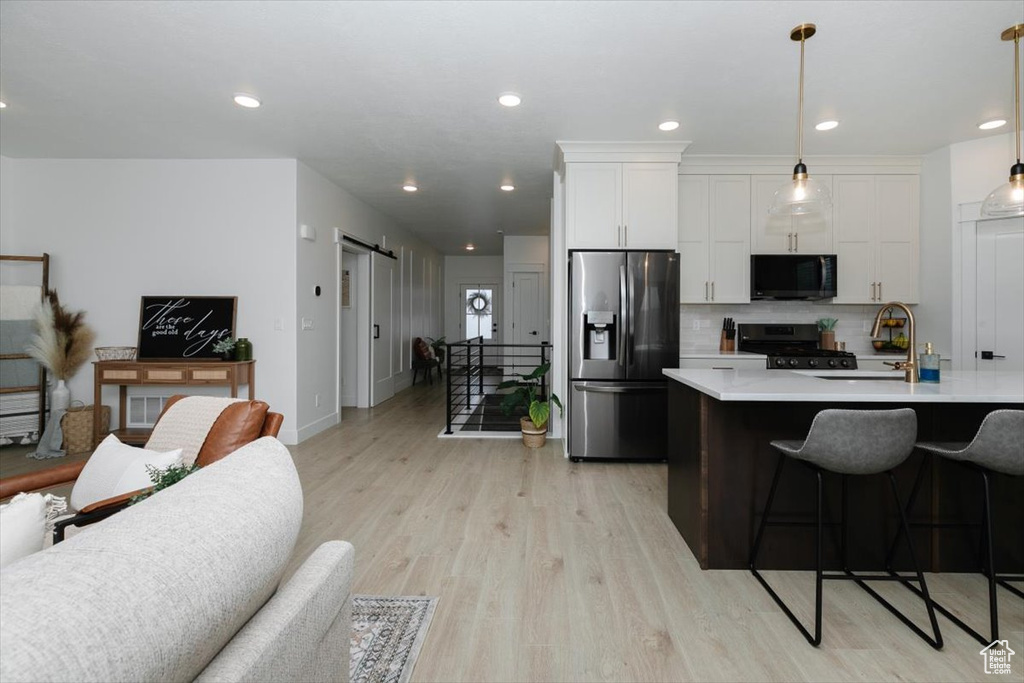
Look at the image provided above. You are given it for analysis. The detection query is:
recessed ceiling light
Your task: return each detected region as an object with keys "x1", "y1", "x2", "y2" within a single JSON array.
[
  {"x1": 0, "y1": 101, "x2": 6, "y2": 109},
  {"x1": 402, "y1": 184, "x2": 418, "y2": 192},
  {"x1": 500, "y1": 184, "x2": 515, "y2": 192},
  {"x1": 233, "y1": 93, "x2": 261, "y2": 108},
  {"x1": 497, "y1": 93, "x2": 522, "y2": 107},
  {"x1": 978, "y1": 119, "x2": 1007, "y2": 130},
  {"x1": 658, "y1": 120, "x2": 680, "y2": 132},
  {"x1": 815, "y1": 120, "x2": 839, "y2": 131},
  {"x1": 466, "y1": 244, "x2": 476, "y2": 251},
  {"x1": 497, "y1": 229, "x2": 504, "y2": 234}
]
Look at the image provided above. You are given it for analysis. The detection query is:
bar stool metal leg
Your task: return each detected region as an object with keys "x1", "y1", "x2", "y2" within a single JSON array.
[{"x1": 750, "y1": 452, "x2": 823, "y2": 646}]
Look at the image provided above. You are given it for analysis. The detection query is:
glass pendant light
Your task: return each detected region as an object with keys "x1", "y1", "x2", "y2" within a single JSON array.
[
  {"x1": 769, "y1": 24, "x2": 831, "y2": 229},
  {"x1": 981, "y1": 24, "x2": 1024, "y2": 218}
]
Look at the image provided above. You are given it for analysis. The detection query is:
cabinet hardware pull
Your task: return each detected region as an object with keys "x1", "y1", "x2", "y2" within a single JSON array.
[
  {"x1": 878, "y1": 281, "x2": 882, "y2": 301},
  {"x1": 624, "y1": 224, "x2": 628, "y2": 246},
  {"x1": 711, "y1": 281, "x2": 715, "y2": 301},
  {"x1": 705, "y1": 281, "x2": 709, "y2": 301},
  {"x1": 794, "y1": 233, "x2": 798, "y2": 252},
  {"x1": 871, "y1": 282, "x2": 876, "y2": 301},
  {"x1": 787, "y1": 233, "x2": 792, "y2": 252}
]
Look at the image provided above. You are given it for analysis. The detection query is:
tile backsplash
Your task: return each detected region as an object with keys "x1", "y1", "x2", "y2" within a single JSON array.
[{"x1": 680, "y1": 302, "x2": 905, "y2": 355}]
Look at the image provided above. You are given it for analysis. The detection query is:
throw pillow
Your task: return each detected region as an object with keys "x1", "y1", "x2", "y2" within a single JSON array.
[
  {"x1": 0, "y1": 493, "x2": 67, "y2": 568},
  {"x1": 70, "y1": 434, "x2": 183, "y2": 512}
]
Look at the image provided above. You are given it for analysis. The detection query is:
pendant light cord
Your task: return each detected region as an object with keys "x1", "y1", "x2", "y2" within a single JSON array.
[
  {"x1": 797, "y1": 33, "x2": 805, "y2": 164},
  {"x1": 1015, "y1": 30, "x2": 1021, "y2": 164}
]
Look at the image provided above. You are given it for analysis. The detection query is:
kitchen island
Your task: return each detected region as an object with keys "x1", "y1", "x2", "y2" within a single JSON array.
[{"x1": 664, "y1": 368, "x2": 1024, "y2": 571}]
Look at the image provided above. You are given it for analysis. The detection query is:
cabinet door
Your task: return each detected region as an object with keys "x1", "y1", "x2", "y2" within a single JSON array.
[
  {"x1": 622, "y1": 163, "x2": 679, "y2": 249},
  {"x1": 875, "y1": 175, "x2": 919, "y2": 303},
  {"x1": 566, "y1": 163, "x2": 622, "y2": 248},
  {"x1": 792, "y1": 174, "x2": 833, "y2": 253},
  {"x1": 709, "y1": 176, "x2": 751, "y2": 303},
  {"x1": 832, "y1": 176, "x2": 876, "y2": 304},
  {"x1": 678, "y1": 176, "x2": 710, "y2": 303},
  {"x1": 750, "y1": 175, "x2": 794, "y2": 254}
]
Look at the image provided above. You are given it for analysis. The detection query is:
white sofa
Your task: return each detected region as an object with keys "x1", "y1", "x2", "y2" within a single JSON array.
[{"x1": 0, "y1": 437, "x2": 354, "y2": 683}]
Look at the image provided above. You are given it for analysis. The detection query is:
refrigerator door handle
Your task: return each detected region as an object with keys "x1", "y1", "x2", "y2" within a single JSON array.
[
  {"x1": 626, "y1": 261, "x2": 634, "y2": 369},
  {"x1": 573, "y1": 383, "x2": 667, "y2": 394},
  {"x1": 618, "y1": 264, "x2": 627, "y2": 368}
]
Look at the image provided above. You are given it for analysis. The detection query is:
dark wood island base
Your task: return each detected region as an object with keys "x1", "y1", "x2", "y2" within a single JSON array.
[{"x1": 667, "y1": 381, "x2": 1024, "y2": 572}]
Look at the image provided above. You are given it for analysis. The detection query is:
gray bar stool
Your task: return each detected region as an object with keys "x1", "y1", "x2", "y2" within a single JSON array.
[
  {"x1": 750, "y1": 408, "x2": 942, "y2": 649},
  {"x1": 887, "y1": 409, "x2": 1024, "y2": 646}
]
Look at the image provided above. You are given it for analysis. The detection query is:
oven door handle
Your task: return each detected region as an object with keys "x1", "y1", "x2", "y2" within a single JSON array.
[{"x1": 573, "y1": 383, "x2": 666, "y2": 394}]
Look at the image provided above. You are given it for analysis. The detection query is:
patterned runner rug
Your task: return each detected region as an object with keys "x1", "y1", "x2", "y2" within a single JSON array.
[{"x1": 350, "y1": 595, "x2": 438, "y2": 683}]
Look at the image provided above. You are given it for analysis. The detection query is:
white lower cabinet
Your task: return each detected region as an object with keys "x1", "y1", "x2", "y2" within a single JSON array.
[{"x1": 678, "y1": 175, "x2": 750, "y2": 304}]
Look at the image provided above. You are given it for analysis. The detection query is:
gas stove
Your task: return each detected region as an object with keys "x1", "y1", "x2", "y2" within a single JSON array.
[{"x1": 738, "y1": 323, "x2": 859, "y2": 371}]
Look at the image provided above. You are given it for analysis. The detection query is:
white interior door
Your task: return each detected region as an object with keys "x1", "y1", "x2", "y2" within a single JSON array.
[
  {"x1": 371, "y1": 252, "x2": 396, "y2": 405},
  {"x1": 976, "y1": 219, "x2": 1024, "y2": 371},
  {"x1": 511, "y1": 271, "x2": 542, "y2": 345}
]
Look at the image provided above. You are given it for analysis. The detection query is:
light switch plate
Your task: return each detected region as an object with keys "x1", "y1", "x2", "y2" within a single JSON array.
[
  {"x1": 301, "y1": 317, "x2": 314, "y2": 330},
  {"x1": 300, "y1": 224, "x2": 317, "y2": 241}
]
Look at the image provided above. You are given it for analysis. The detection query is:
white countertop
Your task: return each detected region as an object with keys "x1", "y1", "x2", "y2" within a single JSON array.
[
  {"x1": 663, "y1": 368, "x2": 1024, "y2": 403},
  {"x1": 679, "y1": 349, "x2": 766, "y2": 360}
]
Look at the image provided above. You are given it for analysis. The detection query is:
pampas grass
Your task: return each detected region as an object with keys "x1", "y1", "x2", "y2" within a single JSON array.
[{"x1": 27, "y1": 290, "x2": 96, "y2": 381}]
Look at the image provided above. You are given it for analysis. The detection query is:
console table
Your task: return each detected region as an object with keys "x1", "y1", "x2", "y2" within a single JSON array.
[{"x1": 92, "y1": 360, "x2": 255, "y2": 448}]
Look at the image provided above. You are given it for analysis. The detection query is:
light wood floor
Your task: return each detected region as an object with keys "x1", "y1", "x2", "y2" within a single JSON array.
[{"x1": 286, "y1": 383, "x2": 1023, "y2": 683}]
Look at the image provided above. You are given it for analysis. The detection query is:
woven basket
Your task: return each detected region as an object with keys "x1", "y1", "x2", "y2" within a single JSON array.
[
  {"x1": 95, "y1": 346, "x2": 137, "y2": 362},
  {"x1": 62, "y1": 403, "x2": 111, "y2": 455},
  {"x1": 520, "y1": 417, "x2": 547, "y2": 448}
]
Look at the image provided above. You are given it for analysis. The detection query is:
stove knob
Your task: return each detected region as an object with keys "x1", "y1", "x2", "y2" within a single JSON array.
[
  {"x1": 808, "y1": 359, "x2": 819, "y2": 368},
  {"x1": 840, "y1": 359, "x2": 850, "y2": 368},
  {"x1": 775, "y1": 358, "x2": 786, "y2": 367},
  {"x1": 788, "y1": 358, "x2": 799, "y2": 367},
  {"x1": 828, "y1": 359, "x2": 838, "y2": 368}
]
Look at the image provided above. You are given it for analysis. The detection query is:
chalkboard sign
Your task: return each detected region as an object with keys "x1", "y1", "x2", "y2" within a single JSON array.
[{"x1": 137, "y1": 296, "x2": 237, "y2": 360}]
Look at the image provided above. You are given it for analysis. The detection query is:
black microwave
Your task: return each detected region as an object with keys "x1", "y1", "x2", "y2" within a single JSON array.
[{"x1": 750, "y1": 254, "x2": 837, "y2": 300}]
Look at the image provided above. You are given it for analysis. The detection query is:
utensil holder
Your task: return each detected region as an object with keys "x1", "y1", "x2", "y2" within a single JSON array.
[{"x1": 819, "y1": 331, "x2": 835, "y2": 350}]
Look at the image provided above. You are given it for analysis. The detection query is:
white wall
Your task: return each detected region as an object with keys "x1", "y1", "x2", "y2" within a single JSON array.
[
  {"x1": 950, "y1": 132, "x2": 1016, "y2": 209},
  {"x1": 295, "y1": 162, "x2": 444, "y2": 437},
  {"x1": 443, "y1": 255, "x2": 503, "y2": 343},
  {"x1": 502, "y1": 235, "x2": 551, "y2": 344},
  {"x1": 916, "y1": 145, "x2": 953, "y2": 355},
  {"x1": 0, "y1": 158, "x2": 299, "y2": 438}
]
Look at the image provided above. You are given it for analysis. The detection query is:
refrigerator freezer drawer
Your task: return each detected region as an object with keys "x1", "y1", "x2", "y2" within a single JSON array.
[{"x1": 569, "y1": 381, "x2": 668, "y2": 460}]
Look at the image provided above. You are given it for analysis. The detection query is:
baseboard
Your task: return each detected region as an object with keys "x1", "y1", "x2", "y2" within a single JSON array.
[
  {"x1": 278, "y1": 428, "x2": 299, "y2": 445},
  {"x1": 394, "y1": 370, "x2": 413, "y2": 392},
  {"x1": 295, "y1": 411, "x2": 340, "y2": 443}
]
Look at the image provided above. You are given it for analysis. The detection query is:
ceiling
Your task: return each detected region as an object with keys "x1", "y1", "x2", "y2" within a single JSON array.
[{"x1": 0, "y1": 1, "x2": 1020, "y2": 255}]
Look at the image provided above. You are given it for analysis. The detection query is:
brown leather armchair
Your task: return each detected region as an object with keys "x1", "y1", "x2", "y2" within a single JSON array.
[{"x1": 0, "y1": 396, "x2": 284, "y2": 539}]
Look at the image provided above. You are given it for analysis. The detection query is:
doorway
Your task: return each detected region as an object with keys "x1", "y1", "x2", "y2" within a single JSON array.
[
  {"x1": 953, "y1": 208, "x2": 1024, "y2": 370},
  {"x1": 458, "y1": 282, "x2": 501, "y2": 344},
  {"x1": 339, "y1": 244, "x2": 371, "y2": 409},
  {"x1": 509, "y1": 270, "x2": 544, "y2": 345}
]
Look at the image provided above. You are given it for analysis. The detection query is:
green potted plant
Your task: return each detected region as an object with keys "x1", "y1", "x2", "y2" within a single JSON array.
[
  {"x1": 212, "y1": 337, "x2": 236, "y2": 361},
  {"x1": 497, "y1": 362, "x2": 563, "y2": 448},
  {"x1": 425, "y1": 336, "x2": 446, "y2": 364},
  {"x1": 816, "y1": 318, "x2": 838, "y2": 350}
]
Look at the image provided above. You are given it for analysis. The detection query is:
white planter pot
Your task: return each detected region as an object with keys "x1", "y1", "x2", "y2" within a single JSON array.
[{"x1": 51, "y1": 379, "x2": 70, "y2": 412}]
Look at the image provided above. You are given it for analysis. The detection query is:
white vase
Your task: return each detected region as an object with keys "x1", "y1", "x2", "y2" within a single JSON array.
[{"x1": 51, "y1": 379, "x2": 70, "y2": 412}]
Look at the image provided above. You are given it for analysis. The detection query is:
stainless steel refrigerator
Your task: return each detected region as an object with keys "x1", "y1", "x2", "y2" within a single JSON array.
[{"x1": 568, "y1": 250, "x2": 679, "y2": 461}]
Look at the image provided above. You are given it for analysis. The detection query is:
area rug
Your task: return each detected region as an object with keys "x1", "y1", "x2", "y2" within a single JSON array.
[{"x1": 350, "y1": 595, "x2": 438, "y2": 683}]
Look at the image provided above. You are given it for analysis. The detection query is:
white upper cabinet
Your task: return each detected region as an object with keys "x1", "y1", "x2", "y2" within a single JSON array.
[
  {"x1": 565, "y1": 163, "x2": 622, "y2": 249},
  {"x1": 832, "y1": 175, "x2": 919, "y2": 304},
  {"x1": 678, "y1": 175, "x2": 750, "y2": 304},
  {"x1": 750, "y1": 174, "x2": 833, "y2": 254},
  {"x1": 621, "y1": 163, "x2": 680, "y2": 249},
  {"x1": 565, "y1": 162, "x2": 678, "y2": 249}
]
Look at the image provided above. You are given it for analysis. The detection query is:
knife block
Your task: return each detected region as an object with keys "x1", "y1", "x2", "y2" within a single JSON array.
[{"x1": 719, "y1": 331, "x2": 735, "y2": 353}]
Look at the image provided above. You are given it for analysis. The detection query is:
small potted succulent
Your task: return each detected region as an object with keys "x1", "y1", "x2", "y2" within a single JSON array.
[
  {"x1": 212, "y1": 337, "x2": 236, "y2": 361},
  {"x1": 497, "y1": 362, "x2": 563, "y2": 448},
  {"x1": 817, "y1": 318, "x2": 838, "y2": 350}
]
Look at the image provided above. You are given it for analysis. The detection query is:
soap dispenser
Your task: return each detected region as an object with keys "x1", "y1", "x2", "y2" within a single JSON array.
[{"x1": 919, "y1": 342, "x2": 940, "y2": 383}]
